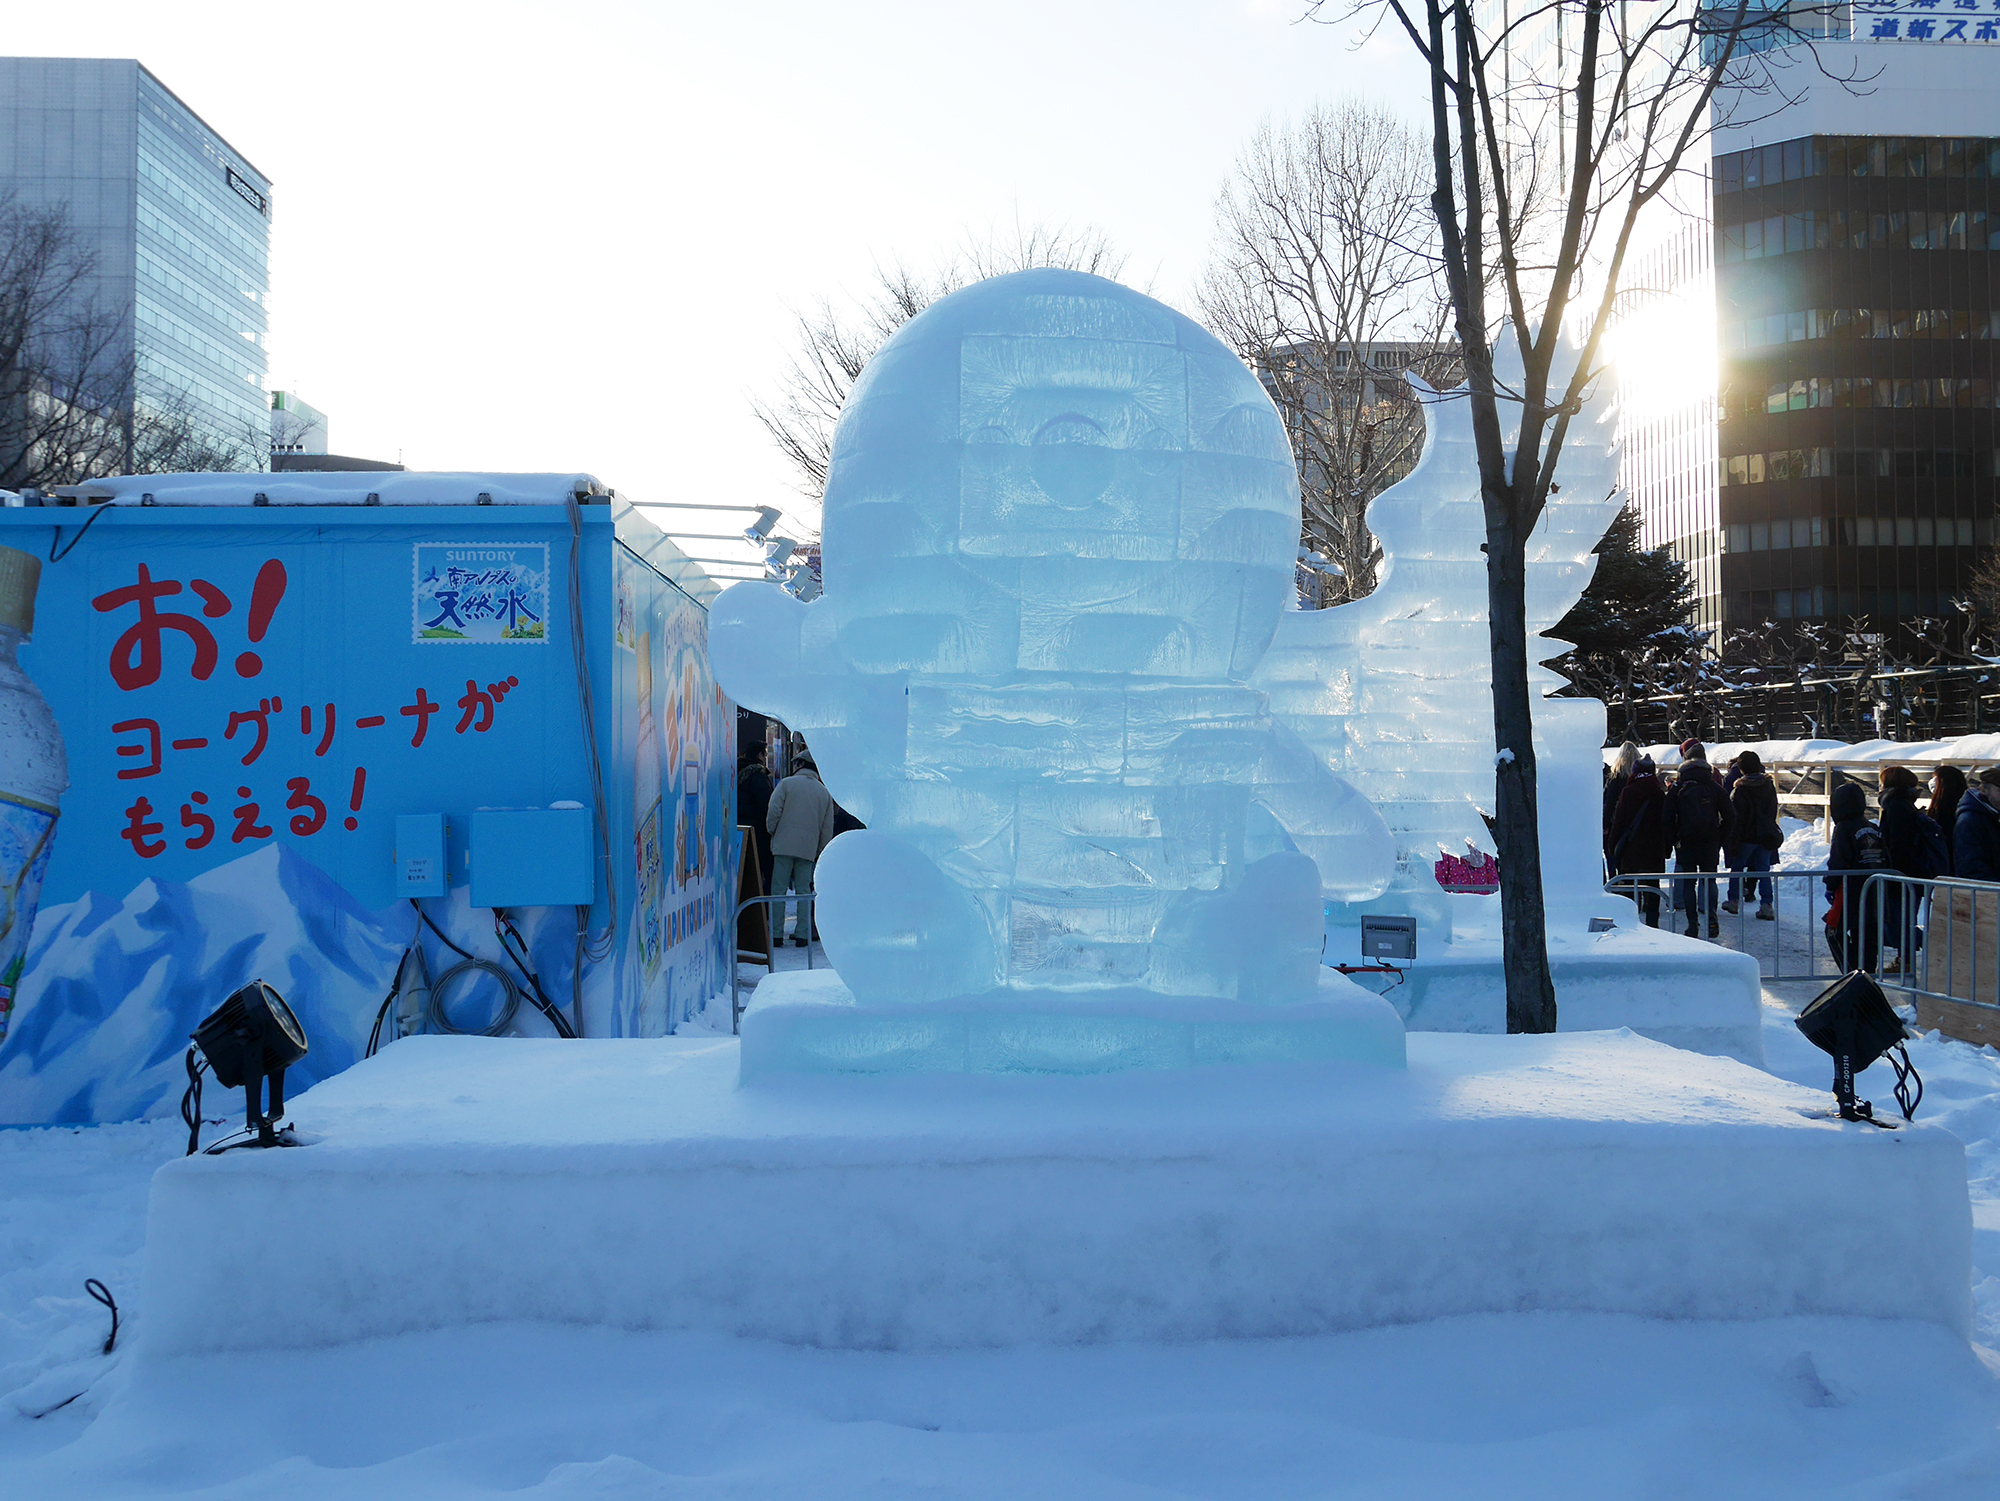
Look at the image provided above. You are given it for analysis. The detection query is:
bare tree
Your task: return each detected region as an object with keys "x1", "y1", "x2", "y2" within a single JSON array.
[
  {"x1": 753, "y1": 221, "x2": 1126, "y2": 508},
  {"x1": 1198, "y1": 99, "x2": 1462, "y2": 603},
  {"x1": 1330, "y1": 0, "x2": 1849, "y2": 1030},
  {"x1": 1, "y1": 194, "x2": 261, "y2": 489},
  {"x1": 0, "y1": 195, "x2": 136, "y2": 489}
]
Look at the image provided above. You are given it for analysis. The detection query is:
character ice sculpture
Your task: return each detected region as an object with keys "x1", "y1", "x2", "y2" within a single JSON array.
[
  {"x1": 1250, "y1": 333, "x2": 1627, "y2": 931},
  {"x1": 711, "y1": 269, "x2": 1395, "y2": 1013}
]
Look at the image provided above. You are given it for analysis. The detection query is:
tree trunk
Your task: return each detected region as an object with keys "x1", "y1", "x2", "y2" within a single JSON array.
[{"x1": 1486, "y1": 519, "x2": 1559, "y2": 1033}]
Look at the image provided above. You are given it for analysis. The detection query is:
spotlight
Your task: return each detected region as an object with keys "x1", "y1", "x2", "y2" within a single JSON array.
[
  {"x1": 1794, "y1": 970, "x2": 1922, "y2": 1125},
  {"x1": 742, "y1": 506, "x2": 782, "y2": 543},
  {"x1": 183, "y1": 980, "x2": 310, "y2": 1154},
  {"x1": 763, "y1": 536, "x2": 797, "y2": 571}
]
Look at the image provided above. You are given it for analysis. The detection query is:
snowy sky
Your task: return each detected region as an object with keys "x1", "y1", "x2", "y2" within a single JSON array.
[{"x1": 9, "y1": 0, "x2": 1429, "y2": 569}]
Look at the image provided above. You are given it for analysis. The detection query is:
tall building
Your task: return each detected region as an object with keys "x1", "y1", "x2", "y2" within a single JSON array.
[
  {"x1": 0, "y1": 57, "x2": 272, "y2": 464},
  {"x1": 1481, "y1": 8, "x2": 1999, "y2": 644},
  {"x1": 1711, "y1": 36, "x2": 1997, "y2": 634}
]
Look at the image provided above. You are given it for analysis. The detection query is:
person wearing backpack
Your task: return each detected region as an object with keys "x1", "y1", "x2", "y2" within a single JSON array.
[
  {"x1": 1876, "y1": 764, "x2": 1948, "y2": 970},
  {"x1": 1664, "y1": 751, "x2": 1730, "y2": 939},
  {"x1": 1824, "y1": 780, "x2": 1889, "y2": 972},
  {"x1": 1722, "y1": 750, "x2": 1783, "y2": 920},
  {"x1": 1608, "y1": 754, "x2": 1668, "y2": 927}
]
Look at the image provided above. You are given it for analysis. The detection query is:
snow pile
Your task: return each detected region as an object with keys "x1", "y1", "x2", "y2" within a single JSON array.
[
  {"x1": 1617, "y1": 733, "x2": 2000, "y2": 770},
  {"x1": 1777, "y1": 815, "x2": 1832, "y2": 871},
  {"x1": 137, "y1": 1029, "x2": 1969, "y2": 1357}
]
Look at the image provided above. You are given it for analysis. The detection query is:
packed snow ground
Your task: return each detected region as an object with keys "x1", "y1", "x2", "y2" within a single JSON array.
[{"x1": 2, "y1": 990, "x2": 1997, "y2": 1499}]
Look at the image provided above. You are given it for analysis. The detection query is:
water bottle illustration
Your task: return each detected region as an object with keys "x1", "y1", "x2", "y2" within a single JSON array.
[{"x1": 0, "y1": 547, "x2": 67, "y2": 1045}]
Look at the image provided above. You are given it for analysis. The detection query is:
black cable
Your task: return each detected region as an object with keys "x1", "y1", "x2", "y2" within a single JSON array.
[
  {"x1": 83, "y1": 1279, "x2": 118, "y2": 1354},
  {"x1": 494, "y1": 912, "x2": 576, "y2": 1039},
  {"x1": 417, "y1": 904, "x2": 477, "y2": 962},
  {"x1": 1889, "y1": 1044, "x2": 1923, "y2": 1121},
  {"x1": 49, "y1": 503, "x2": 112, "y2": 562},
  {"x1": 181, "y1": 1047, "x2": 207, "y2": 1157}
]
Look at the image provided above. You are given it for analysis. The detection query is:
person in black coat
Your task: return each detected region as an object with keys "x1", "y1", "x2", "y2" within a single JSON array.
[
  {"x1": 1608, "y1": 755, "x2": 1668, "y2": 926},
  {"x1": 1664, "y1": 755, "x2": 1730, "y2": 938},
  {"x1": 737, "y1": 746, "x2": 776, "y2": 896},
  {"x1": 1825, "y1": 780, "x2": 1889, "y2": 972},
  {"x1": 1723, "y1": 750, "x2": 1783, "y2": 919},
  {"x1": 1603, "y1": 742, "x2": 1638, "y2": 872},
  {"x1": 1927, "y1": 765, "x2": 1968, "y2": 874},
  {"x1": 1954, "y1": 769, "x2": 2000, "y2": 883}
]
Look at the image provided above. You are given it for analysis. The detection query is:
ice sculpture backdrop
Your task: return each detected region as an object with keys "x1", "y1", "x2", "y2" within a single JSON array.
[
  {"x1": 712, "y1": 269, "x2": 1396, "y2": 1009},
  {"x1": 1251, "y1": 336, "x2": 1626, "y2": 933}
]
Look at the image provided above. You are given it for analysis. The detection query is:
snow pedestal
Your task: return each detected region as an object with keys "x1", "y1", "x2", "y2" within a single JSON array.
[
  {"x1": 138, "y1": 1030, "x2": 1973, "y2": 1356},
  {"x1": 1332, "y1": 912, "x2": 1769, "y2": 1068}
]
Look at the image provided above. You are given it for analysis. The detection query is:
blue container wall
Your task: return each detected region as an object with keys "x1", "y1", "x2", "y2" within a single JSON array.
[
  {"x1": 0, "y1": 502, "x2": 737, "y2": 1124},
  {"x1": 606, "y1": 537, "x2": 738, "y2": 1038}
]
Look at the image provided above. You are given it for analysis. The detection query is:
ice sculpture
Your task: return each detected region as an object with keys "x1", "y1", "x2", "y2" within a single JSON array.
[
  {"x1": 711, "y1": 269, "x2": 1397, "y2": 1056},
  {"x1": 1250, "y1": 334, "x2": 1626, "y2": 934}
]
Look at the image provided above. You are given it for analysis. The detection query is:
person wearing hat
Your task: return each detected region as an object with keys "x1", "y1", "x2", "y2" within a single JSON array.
[
  {"x1": 1664, "y1": 749, "x2": 1730, "y2": 939},
  {"x1": 1679, "y1": 738, "x2": 1707, "y2": 764},
  {"x1": 1607, "y1": 753, "x2": 1668, "y2": 927}
]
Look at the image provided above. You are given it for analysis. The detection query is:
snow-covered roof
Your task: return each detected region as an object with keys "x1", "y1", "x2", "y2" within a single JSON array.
[
  {"x1": 48, "y1": 472, "x2": 612, "y2": 507},
  {"x1": 1610, "y1": 733, "x2": 2000, "y2": 768}
]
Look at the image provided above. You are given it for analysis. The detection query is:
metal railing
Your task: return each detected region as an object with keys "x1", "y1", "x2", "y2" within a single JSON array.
[
  {"x1": 1604, "y1": 867, "x2": 1878, "y2": 983},
  {"x1": 729, "y1": 893, "x2": 818, "y2": 1034},
  {"x1": 1856, "y1": 873, "x2": 2000, "y2": 1025},
  {"x1": 1605, "y1": 865, "x2": 2000, "y2": 1024}
]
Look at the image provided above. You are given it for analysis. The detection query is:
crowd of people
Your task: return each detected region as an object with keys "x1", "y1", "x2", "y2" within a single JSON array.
[{"x1": 1602, "y1": 739, "x2": 2000, "y2": 969}]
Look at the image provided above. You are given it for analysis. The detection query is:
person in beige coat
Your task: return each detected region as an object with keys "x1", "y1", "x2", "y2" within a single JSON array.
[{"x1": 767, "y1": 759, "x2": 838, "y2": 946}]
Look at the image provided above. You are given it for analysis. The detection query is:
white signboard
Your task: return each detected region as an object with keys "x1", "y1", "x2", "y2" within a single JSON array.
[{"x1": 1854, "y1": 0, "x2": 2000, "y2": 41}]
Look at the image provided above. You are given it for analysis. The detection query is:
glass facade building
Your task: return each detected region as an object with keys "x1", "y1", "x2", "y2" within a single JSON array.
[
  {"x1": 0, "y1": 58, "x2": 270, "y2": 463},
  {"x1": 1713, "y1": 134, "x2": 2000, "y2": 625}
]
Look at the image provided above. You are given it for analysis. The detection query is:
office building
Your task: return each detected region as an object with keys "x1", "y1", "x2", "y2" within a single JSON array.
[
  {"x1": 0, "y1": 57, "x2": 272, "y2": 465},
  {"x1": 1710, "y1": 35, "x2": 1997, "y2": 633}
]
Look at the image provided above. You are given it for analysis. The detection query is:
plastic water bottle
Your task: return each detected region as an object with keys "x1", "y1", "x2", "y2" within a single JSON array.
[{"x1": 0, "y1": 546, "x2": 67, "y2": 1044}]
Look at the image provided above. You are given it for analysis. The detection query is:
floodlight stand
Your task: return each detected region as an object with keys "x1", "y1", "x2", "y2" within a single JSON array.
[{"x1": 1833, "y1": 1005, "x2": 1872, "y2": 1123}]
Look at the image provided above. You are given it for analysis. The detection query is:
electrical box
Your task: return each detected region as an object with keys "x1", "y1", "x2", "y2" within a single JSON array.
[
  {"x1": 467, "y1": 806, "x2": 595, "y2": 909},
  {"x1": 393, "y1": 814, "x2": 449, "y2": 899},
  {"x1": 1360, "y1": 914, "x2": 1417, "y2": 963}
]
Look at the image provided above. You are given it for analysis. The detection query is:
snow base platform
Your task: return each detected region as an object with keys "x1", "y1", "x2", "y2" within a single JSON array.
[{"x1": 139, "y1": 1030, "x2": 1973, "y2": 1356}]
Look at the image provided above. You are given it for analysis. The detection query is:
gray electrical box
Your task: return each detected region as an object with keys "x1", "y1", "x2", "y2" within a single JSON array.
[
  {"x1": 1360, "y1": 914, "x2": 1417, "y2": 963},
  {"x1": 393, "y1": 814, "x2": 449, "y2": 899}
]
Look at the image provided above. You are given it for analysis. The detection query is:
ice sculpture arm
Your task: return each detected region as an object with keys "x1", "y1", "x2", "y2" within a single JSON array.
[
  {"x1": 710, "y1": 581, "x2": 817, "y2": 728},
  {"x1": 1251, "y1": 721, "x2": 1396, "y2": 903}
]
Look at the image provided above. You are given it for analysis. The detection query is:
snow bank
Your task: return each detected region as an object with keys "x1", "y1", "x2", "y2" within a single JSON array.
[{"x1": 138, "y1": 1031, "x2": 1971, "y2": 1356}]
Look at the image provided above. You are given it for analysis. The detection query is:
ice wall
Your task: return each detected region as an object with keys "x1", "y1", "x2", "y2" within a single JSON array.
[
  {"x1": 712, "y1": 269, "x2": 1395, "y2": 1010},
  {"x1": 1251, "y1": 336, "x2": 1626, "y2": 930}
]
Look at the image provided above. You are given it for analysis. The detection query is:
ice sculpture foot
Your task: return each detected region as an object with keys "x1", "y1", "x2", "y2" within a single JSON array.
[{"x1": 815, "y1": 831, "x2": 999, "y2": 1004}]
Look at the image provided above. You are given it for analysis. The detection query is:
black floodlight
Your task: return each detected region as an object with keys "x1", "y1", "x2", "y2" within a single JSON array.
[
  {"x1": 184, "y1": 980, "x2": 309, "y2": 1153},
  {"x1": 1795, "y1": 971, "x2": 1922, "y2": 1125}
]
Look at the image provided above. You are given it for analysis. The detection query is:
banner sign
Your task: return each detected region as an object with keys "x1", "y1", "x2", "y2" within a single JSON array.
[{"x1": 1854, "y1": 0, "x2": 2000, "y2": 41}]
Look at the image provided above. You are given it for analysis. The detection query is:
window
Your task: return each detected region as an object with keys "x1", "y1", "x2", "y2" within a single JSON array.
[
  {"x1": 1916, "y1": 517, "x2": 1935, "y2": 546},
  {"x1": 1727, "y1": 523, "x2": 1750, "y2": 552},
  {"x1": 1897, "y1": 517, "x2": 1917, "y2": 547},
  {"x1": 1959, "y1": 518, "x2": 1976, "y2": 546},
  {"x1": 1855, "y1": 516, "x2": 1877, "y2": 546}
]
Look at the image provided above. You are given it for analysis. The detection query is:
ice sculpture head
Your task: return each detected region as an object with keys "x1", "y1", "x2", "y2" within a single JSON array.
[
  {"x1": 819, "y1": 268, "x2": 1301, "y2": 680},
  {"x1": 711, "y1": 268, "x2": 1399, "y2": 1028}
]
